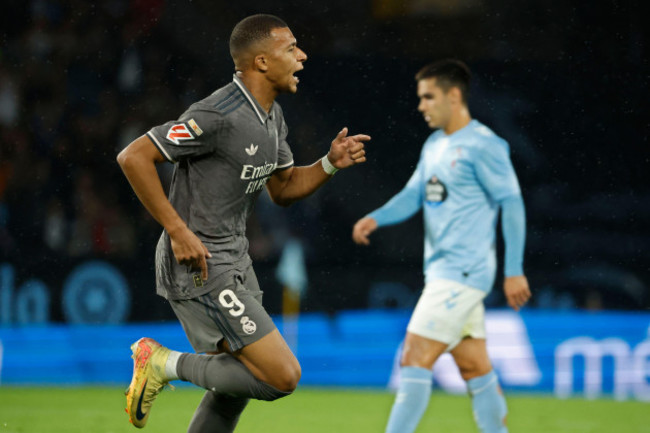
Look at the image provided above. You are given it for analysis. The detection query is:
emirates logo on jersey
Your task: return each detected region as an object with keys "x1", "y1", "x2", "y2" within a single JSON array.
[
  {"x1": 240, "y1": 162, "x2": 277, "y2": 194},
  {"x1": 166, "y1": 124, "x2": 195, "y2": 145}
]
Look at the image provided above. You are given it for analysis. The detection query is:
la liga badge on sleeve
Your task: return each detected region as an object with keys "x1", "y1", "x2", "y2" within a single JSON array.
[{"x1": 166, "y1": 123, "x2": 195, "y2": 144}]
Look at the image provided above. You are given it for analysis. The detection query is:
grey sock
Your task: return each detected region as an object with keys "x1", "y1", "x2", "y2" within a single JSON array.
[
  {"x1": 187, "y1": 391, "x2": 249, "y2": 433},
  {"x1": 177, "y1": 353, "x2": 291, "y2": 401}
]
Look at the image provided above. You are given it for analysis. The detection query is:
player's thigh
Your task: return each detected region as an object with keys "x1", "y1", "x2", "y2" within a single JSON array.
[
  {"x1": 407, "y1": 279, "x2": 486, "y2": 349},
  {"x1": 234, "y1": 328, "x2": 300, "y2": 389},
  {"x1": 450, "y1": 337, "x2": 492, "y2": 380},
  {"x1": 170, "y1": 266, "x2": 275, "y2": 354}
]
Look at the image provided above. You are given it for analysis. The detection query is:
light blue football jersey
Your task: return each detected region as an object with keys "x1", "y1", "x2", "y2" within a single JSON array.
[{"x1": 369, "y1": 120, "x2": 521, "y2": 293}]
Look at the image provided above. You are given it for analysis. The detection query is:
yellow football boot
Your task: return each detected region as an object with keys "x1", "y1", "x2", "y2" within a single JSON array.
[{"x1": 125, "y1": 338, "x2": 172, "y2": 428}]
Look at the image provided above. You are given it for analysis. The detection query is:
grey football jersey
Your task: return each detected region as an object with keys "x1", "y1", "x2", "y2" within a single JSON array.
[{"x1": 147, "y1": 75, "x2": 294, "y2": 300}]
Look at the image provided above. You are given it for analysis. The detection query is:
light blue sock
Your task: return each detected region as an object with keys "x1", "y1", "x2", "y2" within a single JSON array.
[
  {"x1": 385, "y1": 366, "x2": 433, "y2": 433},
  {"x1": 467, "y1": 370, "x2": 508, "y2": 433}
]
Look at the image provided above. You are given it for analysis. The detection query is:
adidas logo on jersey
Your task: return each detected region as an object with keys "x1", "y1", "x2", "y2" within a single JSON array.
[{"x1": 245, "y1": 143, "x2": 258, "y2": 156}]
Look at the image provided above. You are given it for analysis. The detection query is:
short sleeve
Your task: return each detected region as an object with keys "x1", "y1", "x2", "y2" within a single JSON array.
[
  {"x1": 473, "y1": 139, "x2": 521, "y2": 202},
  {"x1": 275, "y1": 114, "x2": 294, "y2": 171},
  {"x1": 147, "y1": 107, "x2": 221, "y2": 163}
]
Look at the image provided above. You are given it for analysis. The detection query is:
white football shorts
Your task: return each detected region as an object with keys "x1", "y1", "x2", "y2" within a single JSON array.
[{"x1": 407, "y1": 278, "x2": 487, "y2": 350}]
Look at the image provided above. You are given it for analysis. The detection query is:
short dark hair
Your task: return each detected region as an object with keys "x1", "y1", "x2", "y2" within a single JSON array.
[
  {"x1": 415, "y1": 59, "x2": 472, "y2": 103},
  {"x1": 229, "y1": 14, "x2": 288, "y2": 61}
]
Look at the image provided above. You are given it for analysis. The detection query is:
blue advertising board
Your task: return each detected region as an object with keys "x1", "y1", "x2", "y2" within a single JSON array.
[{"x1": 0, "y1": 310, "x2": 648, "y2": 401}]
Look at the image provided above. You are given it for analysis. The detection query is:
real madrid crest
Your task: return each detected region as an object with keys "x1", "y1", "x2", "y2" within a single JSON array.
[{"x1": 240, "y1": 316, "x2": 257, "y2": 335}]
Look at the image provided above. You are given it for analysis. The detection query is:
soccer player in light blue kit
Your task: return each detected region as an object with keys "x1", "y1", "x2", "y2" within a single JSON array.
[{"x1": 353, "y1": 59, "x2": 531, "y2": 433}]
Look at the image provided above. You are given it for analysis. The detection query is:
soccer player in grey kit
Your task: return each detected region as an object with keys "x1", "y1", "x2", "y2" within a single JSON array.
[{"x1": 118, "y1": 14, "x2": 370, "y2": 431}]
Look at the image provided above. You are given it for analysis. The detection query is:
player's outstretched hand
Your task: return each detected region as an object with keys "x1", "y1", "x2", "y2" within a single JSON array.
[
  {"x1": 327, "y1": 127, "x2": 371, "y2": 169},
  {"x1": 504, "y1": 275, "x2": 531, "y2": 311},
  {"x1": 352, "y1": 216, "x2": 378, "y2": 246},
  {"x1": 169, "y1": 225, "x2": 212, "y2": 280}
]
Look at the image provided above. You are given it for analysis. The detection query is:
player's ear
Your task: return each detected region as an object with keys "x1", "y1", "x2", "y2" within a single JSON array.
[
  {"x1": 448, "y1": 87, "x2": 462, "y2": 105},
  {"x1": 254, "y1": 54, "x2": 269, "y2": 72}
]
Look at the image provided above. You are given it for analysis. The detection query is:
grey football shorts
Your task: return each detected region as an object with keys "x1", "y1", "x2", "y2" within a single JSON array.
[{"x1": 169, "y1": 265, "x2": 276, "y2": 353}]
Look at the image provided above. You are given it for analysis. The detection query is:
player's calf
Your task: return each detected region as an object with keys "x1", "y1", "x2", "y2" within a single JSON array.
[
  {"x1": 467, "y1": 370, "x2": 508, "y2": 433},
  {"x1": 175, "y1": 352, "x2": 294, "y2": 401}
]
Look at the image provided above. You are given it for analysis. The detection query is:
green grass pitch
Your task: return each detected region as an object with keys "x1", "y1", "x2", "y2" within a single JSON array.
[{"x1": 0, "y1": 387, "x2": 647, "y2": 432}]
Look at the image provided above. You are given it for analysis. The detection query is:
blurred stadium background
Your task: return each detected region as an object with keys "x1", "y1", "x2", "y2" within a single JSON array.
[{"x1": 0, "y1": 0, "x2": 648, "y2": 421}]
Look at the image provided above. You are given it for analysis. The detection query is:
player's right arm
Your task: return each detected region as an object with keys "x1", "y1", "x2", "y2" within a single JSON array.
[
  {"x1": 352, "y1": 216, "x2": 378, "y2": 245},
  {"x1": 116, "y1": 135, "x2": 211, "y2": 279},
  {"x1": 352, "y1": 158, "x2": 425, "y2": 245}
]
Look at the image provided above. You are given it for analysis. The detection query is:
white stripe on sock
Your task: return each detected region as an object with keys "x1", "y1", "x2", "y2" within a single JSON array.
[
  {"x1": 401, "y1": 378, "x2": 433, "y2": 385},
  {"x1": 469, "y1": 375, "x2": 497, "y2": 396}
]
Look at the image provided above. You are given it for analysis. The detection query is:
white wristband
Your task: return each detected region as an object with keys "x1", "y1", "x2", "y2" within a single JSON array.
[{"x1": 321, "y1": 155, "x2": 339, "y2": 175}]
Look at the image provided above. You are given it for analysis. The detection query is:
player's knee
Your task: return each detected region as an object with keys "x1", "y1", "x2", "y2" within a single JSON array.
[
  {"x1": 269, "y1": 361, "x2": 301, "y2": 392},
  {"x1": 281, "y1": 361, "x2": 302, "y2": 391},
  {"x1": 457, "y1": 359, "x2": 491, "y2": 381},
  {"x1": 401, "y1": 342, "x2": 439, "y2": 369}
]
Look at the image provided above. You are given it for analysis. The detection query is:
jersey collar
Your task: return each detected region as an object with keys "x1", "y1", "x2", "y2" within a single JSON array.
[{"x1": 232, "y1": 74, "x2": 272, "y2": 125}]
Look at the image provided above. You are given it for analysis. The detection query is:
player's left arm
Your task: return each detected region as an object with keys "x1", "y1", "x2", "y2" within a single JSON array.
[
  {"x1": 474, "y1": 139, "x2": 531, "y2": 311},
  {"x1": 266, "y1": 127, "x2": 370, "y2": 206},
  {"x1": 500, "y1": 194, "x2": 531, "y2": 311}
]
